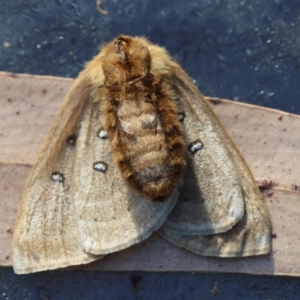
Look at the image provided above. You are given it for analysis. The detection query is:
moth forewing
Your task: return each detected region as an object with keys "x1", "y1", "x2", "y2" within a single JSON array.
[
  {"x1": 159, "y1": 61, "x2": 271, "y2": 256},
  {"x1": 143, "y1": 52, "x2": 245, "y2": 236},
  {"x1": 71, "y1": 86, "x2": 179, "y2": 255},
  {"x1": 12, "y1": 76, "x2": 104, "y2": 274}
]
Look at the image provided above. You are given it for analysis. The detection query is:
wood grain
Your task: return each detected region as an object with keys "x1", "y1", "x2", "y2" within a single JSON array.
[{"x1": 1, "y1": 72, "x2": 299, "y2": 276}]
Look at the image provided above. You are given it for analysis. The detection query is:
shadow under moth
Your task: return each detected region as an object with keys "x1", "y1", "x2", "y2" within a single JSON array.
[{"x1": 12, "y1": 35, "x2": 272, "y2": 274}]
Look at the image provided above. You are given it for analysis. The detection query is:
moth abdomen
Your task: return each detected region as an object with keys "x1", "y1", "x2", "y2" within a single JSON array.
[
  {"x1": 107, "y1": 97, "x2": 185, "y2": 201},
  {"x1": 128, "y1": 164, "x2": 182, "y2": 202}
]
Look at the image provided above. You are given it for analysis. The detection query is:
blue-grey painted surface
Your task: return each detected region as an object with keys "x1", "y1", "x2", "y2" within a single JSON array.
[
  {"x1": 1, "y1": 268, "x2": 300, "y2": 299},
  {"x1": 1, "y1": 0, "x2": 300, "y2": 299}
]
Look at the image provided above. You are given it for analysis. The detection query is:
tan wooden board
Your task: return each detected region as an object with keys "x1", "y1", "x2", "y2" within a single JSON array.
[{"x1": 1, "y1": 72, "x2": 299, "y2": 276}]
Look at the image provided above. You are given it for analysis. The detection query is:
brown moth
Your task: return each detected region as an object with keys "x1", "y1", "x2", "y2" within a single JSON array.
[{"x1": 12, "y1": 35, "x2": 271, "y2": 274}]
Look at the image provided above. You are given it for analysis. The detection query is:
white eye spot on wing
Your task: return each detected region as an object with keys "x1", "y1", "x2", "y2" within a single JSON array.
[
  {"x1": 93, "y1": 161, "x2": 108, "y2": 173},
  {"x1": 97, "y1": 128, "x2": 108, "y2": 139},
  {"x1": 178, "y1": 112, "x2": 185, "y2": 122},
  {"x1": 189, "y1": 140, "x2": 203, "y2": 154},
  {"x1": 51, "y1": 172, "x2": 64, "y2": 183},
  {"x1": 66, "y1": 135, "x2": 76, "y2": 145}
]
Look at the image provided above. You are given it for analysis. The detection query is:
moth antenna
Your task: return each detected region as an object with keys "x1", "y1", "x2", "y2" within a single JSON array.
[
  {"x1": 114, "y1": 41, "x2": 120, "y2": 54},
  {"x1": 114, "y1": 38, "x2": 131, "y2": 64},
  {"x1": 119, "y1": 44, "x2": 126, "y2": 63}
]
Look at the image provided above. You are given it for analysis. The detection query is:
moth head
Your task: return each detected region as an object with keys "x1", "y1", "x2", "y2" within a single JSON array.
[
  {"x1": 125, "y1": 45, "x2": 151, "y2": 82},
  {"x1": 102, "y1": 36, "x2": 152, "y2": 88}
]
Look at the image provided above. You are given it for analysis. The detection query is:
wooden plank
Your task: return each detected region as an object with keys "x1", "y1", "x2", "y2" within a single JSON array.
[{"x1": 1, "y1": 72, "x2": 299, "y2": 276}]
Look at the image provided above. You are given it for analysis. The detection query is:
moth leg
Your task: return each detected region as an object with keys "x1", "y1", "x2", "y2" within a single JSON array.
[
  {"x1": 104, "y1": 81, "x2": 118, "y2": 88},
  {"x1": 128, "y1": 74, "x2": 146, "y2": 85}
]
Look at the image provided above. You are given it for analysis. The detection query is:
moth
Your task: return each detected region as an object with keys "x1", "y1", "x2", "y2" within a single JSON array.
[{"x1": 12, "y1": 35, "x2": 271, "y2": 274}]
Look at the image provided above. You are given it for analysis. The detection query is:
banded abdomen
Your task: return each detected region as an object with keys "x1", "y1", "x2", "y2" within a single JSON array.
[{"x1": 104, "y1": 90, "x2": 186, "y2": 201}]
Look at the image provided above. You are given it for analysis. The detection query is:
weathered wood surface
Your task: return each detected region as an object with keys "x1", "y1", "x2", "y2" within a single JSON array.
[{"x1": 1, "y1": 72, "x2": 299, "y2": 276}]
